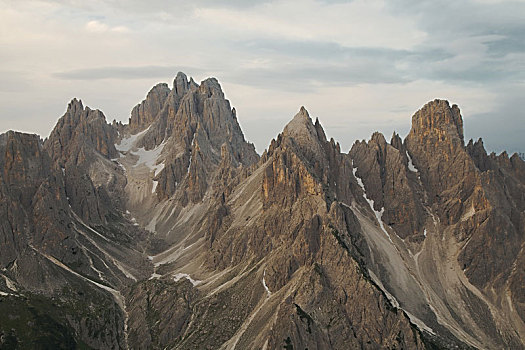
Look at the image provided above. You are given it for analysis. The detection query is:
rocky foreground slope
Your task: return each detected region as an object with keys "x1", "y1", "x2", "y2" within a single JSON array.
[{"x1": 1, "y1": 73, "x2": 524, "y2": 349}]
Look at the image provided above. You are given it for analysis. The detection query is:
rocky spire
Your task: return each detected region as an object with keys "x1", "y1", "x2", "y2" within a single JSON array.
[
  {"x1": 45, "y1": 98, "x2": 119, "y2": 167},
  {"x1": 404, "y1": 100, "x2": 474, "y2": 208},
  {"x1": 407, "y1": 99, "x2": 464, "y2": 149},
  {"x1": 349, "y1": 130, "x2": 425, "y2": 239},
  {"x1": 173, "y1": 71, "x2": 189, "y2": 98},
  {"x1": 123, "y1": 73, "x2": 259, "y2": 204},
  {"x1": 129, "y1": 82, "x2": 171, "y2": 132}
]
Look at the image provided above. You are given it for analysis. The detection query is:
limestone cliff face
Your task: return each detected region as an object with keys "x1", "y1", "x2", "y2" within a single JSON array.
[
  {"x1": 0, "y1": 131, "x2": 135, "y2": 349},
  {"x1": 196, "y1": 107, "x2": 425, "y2": 349},
  {"x1": 45, "y1": 98, "x2": 118, "y2": 166},
  {"x1": 44, "y1": 99, "x2": 123, "y2": 226},
  {"x1": 405, "y1": 100, "x2": 523, "y2": 295},
  {"x1": 116, "y1": 73, "x2": 258, "y2": 207},
  {"x1": 350, "y1": 131, "x2": 425, "y2": 239},
  {"x1": 344, "y1": 99, "x2": 525, "y2": 348},
  {"x1": 2, "y1": 75, "x2": 524, "y2": 349},
  {"x1": 262, "y1": 107, "x2": 357, "y2": 211},
  {"x1": 129, "y1": 83, "x2": 171, "y2": 133},
  {"x1": 405, "y1": 100, "x2": 481, "y2": 221},
  {"x1": 0, "y1": 131, "x2": 74, "y2": 266}
]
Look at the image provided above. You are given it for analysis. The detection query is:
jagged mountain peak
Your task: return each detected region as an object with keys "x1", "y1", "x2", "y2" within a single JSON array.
[
  {"x1": 4, "y1": 71, "x2": 525, "y2": 349},
  {"x1": 45, "y1": 99, "x2": 118, "y2": 166},
  {"x1": 66, "y1": 97, "x2": 84, "y2": 114},
  {"x1": 282, "y1": 106, "x2": 319, "y2": 144},
  {"x1": 198, "y1": 77, "x2": 224, "y2": 98},
  {"x1": 129, "y1": 82, "x2": 171, "y2": 132},
  {"x1": 409, "y1": 99, "x2": 464, "y2": 146},
  {"x1": 150, "y1": 82, "x2": 170, "y2": 94},
  {"x1": 63, "y1": 98, "x2": 104, "y2": 122},
  {"x1": 370, "y1": 131, "x2": 387, "y2": 147},
  {"x1": 173, "y1": 71, "x2": 192, "y2": 97}
]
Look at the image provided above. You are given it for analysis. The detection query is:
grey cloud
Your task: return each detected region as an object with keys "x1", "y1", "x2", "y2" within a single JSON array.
[
  {"x1": 386, "y1": 1, "x2": 525, "y2": 54},
  {"x1": 232, "y1": 38, "x2": 463, "y2": 88},
  {"x1": 237, "y1": 38, "x2": 453, "y2": 62},
  {"x1": 224, "y1": 63, "x2": 409, "y2": 93},
  {"x1": 466, "y1": 111, "x2": 525, "y2": 155},
  {"x1": 428, "y1": 65, "x2": 522, "y2": 84},
  {"x1": 464, "y1": 85, "x2": 525, "y2": 154},
  {"x1": 53, "y1": 65, "x2": 205, "y2": 80},
  {"x1": 224, "y1": 39, "x2": 456, "y2": 90},
  {"x1": 42, "y1": 0, "x2": 271, "y2": 15},
  {"x1": 486, "y1": 30, "x2": 525, "y2": 57}
]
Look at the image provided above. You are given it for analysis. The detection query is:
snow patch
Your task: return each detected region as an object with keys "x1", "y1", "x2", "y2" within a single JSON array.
[
  {"x1": 151, "y1": 180, "x2": 158, "y2": 194},
  {"x1": 4, "y1": 276, "x2": 17, "y2": 292},
  {"x1": 187, "y1": 154, "x2": 192, "y2": 173},
  {"x1": 130, "y1": 217, "x2": 139, "y2": 226},
  {"x1": 173, "y1": 273, "x2": 201, "y2": 286},
  {"x1": 154, "y1": 162, "x2": 164, "y2": 177},
  {"x1": 406, "y1": 151, "x2": 419, "y2": 173},
  {"x1": 262, "y1": 269, "x2": 271, "y2": 296},
  {"x1": 149, "y1": 273, "x2": 162, "y2": 280},
  {"x1": 352, "y1": 162, "x2": 393, "y2": 244},
  {"x1": 423, "y1": 229, "x2": 427, "y2": 237},
  {"x1": 115, "y1": 126, "x2": 150, "y2": 153},
  {"x1": 187, "y1": 133, "x2": 195, "y2": 173},
  {"x1": 131, "y1": 141, "x2": 166, "y2": 176}
]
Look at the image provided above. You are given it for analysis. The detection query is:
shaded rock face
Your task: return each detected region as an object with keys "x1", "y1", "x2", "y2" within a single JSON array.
[
  {"x1": 406, "y1": 100, "x2": 523, "y2": 294},
  {"x1": 198, "y1": 108, "x2": 425, "y2": 349},
  {"x1": 405, "y1": 100, "x2": 476, "y2": 216},
  {"x1": 0, "y1": 131, "x2": 73, "y2": 266},
  {"x1": 44, "y1": 99, "x2": 122, "y2": 225},
  {"x1": 116, "y1": 72, "x2": 258, "y2": 207},
  {"x1": 129, "y1": 83, "x2": 171, "y2": 133},
  {"x1": 0, "y1": 131, "x2": 133, "y2": 349},
  {"x1": 350, "y1": 131, "x2": 425, "y2": 239},
  {"x1": 45, "y1": 98, "x2": 118, "y2": 166},
  {"x1": 2, "y1": 76, "x2": 524, "y2": 350},
  {"x1": 126, "y1": 278, "x2": 198, "y2": 349},
  {"x1": 346, "y1": 99, "x2": 525, "y2": 348}
]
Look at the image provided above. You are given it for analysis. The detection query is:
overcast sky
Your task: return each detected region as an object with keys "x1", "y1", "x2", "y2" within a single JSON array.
[{"x1": 1, "y1": 0, "x2": 524, "y2": 154}]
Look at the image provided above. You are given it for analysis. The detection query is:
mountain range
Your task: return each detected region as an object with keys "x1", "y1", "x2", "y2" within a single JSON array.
[{"x1": 1, "y1": 72, "x2": 524, "y2": 349}]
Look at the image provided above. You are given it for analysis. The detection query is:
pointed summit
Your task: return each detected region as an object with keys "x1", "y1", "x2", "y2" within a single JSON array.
[
  {"x1": 129, "y1": 82, "x2": 170, "y2": 132},
  {"x1": 298, "y1": 105, "x2": 309, "y2": 118},
  {"x1": 283, "y1": 106, "x2": 316, "y2": 140},
  {"x1": 277, "y1": 106, "x2": 329, "y2": 162},
  {"x1": 67, "y1": 98, "x2": 84, "y2": 115},
  {"x1": 45, "y1": 99, "x2": 118, "y2": 165},
  {"x1": 174, "y1": 72, "x2": 189, "y2": 97},
  {"x1": 199, "y1": 77, "x2": 224, "y2": 98}
]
